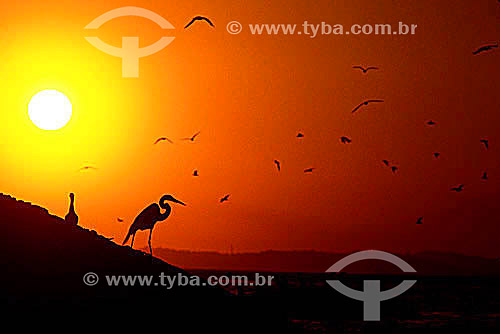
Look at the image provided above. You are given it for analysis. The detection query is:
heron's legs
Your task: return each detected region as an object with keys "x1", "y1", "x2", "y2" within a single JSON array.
[
  {"x1": 148, "y1": 228, "x2": 153, "y2": 256},
  {"x1": 131, "y1": 233, "x2": 135, "y2": 249}
]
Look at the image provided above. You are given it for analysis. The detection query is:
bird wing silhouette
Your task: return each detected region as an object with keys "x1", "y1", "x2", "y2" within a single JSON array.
[
  {"x1": 352, "y1": 66, "x2": 365, "y2": 71},
  {"x1": 184, "y1": 18, "x2": 197, "y2": 29},
  {"x1": 192, "y1": 131, "x2": 201, "y2": 140},
  {"x1": 367, "y1": 67, "x2": 379, "y2": 71},
  {"x1": 351, "y1": 102, "x2": 364, "y2": 113},
  {"x1": 201, "y1": 17, "x2": 214, "y2": 27}
]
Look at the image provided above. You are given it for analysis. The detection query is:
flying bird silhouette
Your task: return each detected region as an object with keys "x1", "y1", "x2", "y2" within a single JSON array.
[
  {"x1": 416, "y1": 217, "x2": 423, "y2": 225},
  {"x1": 117, "y1": 218, "x2": 124, "y2": 223},
  {"x1": 220, "y1": 194, "x2": 230, "y2": 203},
  {"x1": 433, "y1": 152, "x2": 440, "y2": 159},
  {"x1": 304, "y1": 168, "x2": 315, "y2": 173},
  {"x1": 480, "y1": 139, "x2": 489, "y2": 150},
  {"x1": 351, "y1": 100, "x2": 384, "y2": 113},
  {"x1": 391, "y1": 166, "x2": 398, "y2": 174},
  {"x1": 193, "y1": 170, "x2": 199, "y2": 177},
  {"x1": 182, "y1": 131, "x2": 201, "y2": 142},
  {"x1": 481, "y1": 172, "x2": 488, "y2": 180},
  {"x1": 451, "y1": 184, "x2": 464, "y2": 192},
  {"x1": 274, "y1": 160, "x2": 281, "y2": 171},
  {"x1": 382, "y1": 160, "x2": 390, "y2": 167},
  {"x1": 473, "y1": 44, "x2": 498, "y2": 55},
  {"x1": 64, "y1": 193, "x2": 78, "y2": 226},
  {"x1": 123, "y1": 195, "x2": 186, "y2": 255},
  {"x1": 297, "y1": 132, "x2": 304, "y2": 138},
  {"x1": 427, "y1": 120, "x2": 436, "y2": 126},
  {"x1": 154, "y1": 137, "x2": 173, "y2": 144},
  {"x1": 352, "y1": 66, "x2": 378, "y2": 73},
  {"x1": 79, "y1": 166, "x2": 97, "y2": 171},
  {"x1": 184, "y1": 16, "x2": 215, "y2": 29},
  {"x1": 340, "y1": 136, "x2": 352, "y2": 144}
]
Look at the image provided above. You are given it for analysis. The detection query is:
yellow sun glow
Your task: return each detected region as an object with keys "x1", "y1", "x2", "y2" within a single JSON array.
[{"x1": 28, "y1": 89, "x2": 72, "y2": 130}]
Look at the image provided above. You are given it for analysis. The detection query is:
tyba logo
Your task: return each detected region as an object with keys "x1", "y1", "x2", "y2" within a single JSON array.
[{"x1": 84, "y1": 7, "x2": 175, "y2": 78}]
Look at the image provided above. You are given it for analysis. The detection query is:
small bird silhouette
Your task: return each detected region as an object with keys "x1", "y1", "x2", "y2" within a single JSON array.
[
  {"x1": 154, "y1": 137, "x2": 173, "y2": 144},
  {"x1": 65, "y1": 193, "x2": 78, "y2": 226},
  {"x1": 117, "y1": 218, "x2": 124, "y2": 223},
  {"x1": 79, "y1": 166, "x2": 97, "y2": 171},
  {"x1": 181, "y1": 131, "x2": 201, "y2": 142},
  {"x1": 416, "y1": 217, "x2": 423, "y2": 225},
  {"x1": 352, "y1": 66, "x2": 378, "y2": 73},
  {"x1": 473, "y1": 44, "x2": 498, "y2": 55},
  {"x1": 451, "y1": 184, "x2": 465, "y2": 192},
  {"x1": 351, "y1": 100, "x2": 384, "y2": 113},
  {"x1": 481, "y1": 172, "x2": 488, "y2": 180},
  {"x1": 340, "y1": 136, "x2": 352, "y2": 144},
  {"x1": 274, "y1": 160, "x2": 281, "y2": 171},
  {"x1": 193, "y1": 170, "x2": 199, "y2": 177},
  {"x1": 184, "y1": 16, "x2": 215, "y2": 29},
  {"x1": 480, "y1": 139, "x2": 489, "y2": 150},
  {"x1": 382, "y1": 160, "x2": 390, "y2": 167},
  {"x1": 427, "y1": 120, "x2": 436, "y2": 126},
  {"x1": 304, "y1": 168, "x2": 315, "y2": 173},
  {"x1": 391, "y1": 166, "x2": 398, "y2": 174},
  {"x1": 297, "y1": 132, "x2": 304, "y2": 138},
  {"x1": 220, "y1": 194, "x2": 230, "y2": 203},
  {"x1": 433, "y1": 152, "x2": 441, "y2": 159}
]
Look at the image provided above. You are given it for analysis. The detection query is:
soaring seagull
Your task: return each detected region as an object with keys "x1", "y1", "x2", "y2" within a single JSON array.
[
  {"x1": 481, "y1": 172, "x2": 488, "y2": 180},
  {"x1": 181, "y1": 131, "x2": 201, "y2": 142},
  {"x1": 304, "y1": 168, "x2": 315, "y2": 173},
  {"x1": 297, "y1": 132, "x2": 305, "y2": 138},
  {"x1": 154, "y1": 137, "x2": 173, "y2": 145},
  {"x1": 340, "y1": 136, "x2": 352, "y2": 144},
  {"x1": 433, "y1": 152, "x2": 441, "y2": 159},
  {"x1": 391, "y1": 166, "x2": 398, "y2": 174},
  {"x1": 427, "y1": 120, "x2": 436, "y2": 126},
  {"x1": 193, "y1": 170, "x2": 199, "y2": 177},
  {"x1": 220, "y1": 194, "x2": 230, "y2": 203},
  {"x1": 473, "y1": 44, "x2": 498, "y2": 55},
  {"x1": 117, "y1": 218, "x2": 124, "y2": 223},
  {"x1": 480, "y1": 139, "x2": 489, "y2": 150},
  {"x1": 451, "y1": 184, "x2": 465, "y2": 192},
  {"x1": 79, "y1": 166, "x2": 97, "y2": 171},
  {"x1": 351, "y1": 100, "x2": 384, "y2": 113},
  {"x1": 352, "y1": 66, "x2": 379, "y2": 73},
  {"x1": 382, "y1": 160, "x2": 390, "y2": 167},
  {"x1": 274, "y1": 160, "x2": 281, "y2": 171},
  {"x1": 185, "y1": 16, "x2": 215, "y2": 29},
  {"x1": 416, "y1": 217, "x2": 423, "y2": 225}
]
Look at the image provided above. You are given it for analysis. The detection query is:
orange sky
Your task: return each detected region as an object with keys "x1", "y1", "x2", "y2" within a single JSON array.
[{"x1": 0, "y1": 0, "x2": 499, "y2": 256}]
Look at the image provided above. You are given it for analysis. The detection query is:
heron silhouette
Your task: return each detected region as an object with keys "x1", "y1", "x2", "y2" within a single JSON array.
[
  {"x1": 64, "y1": 193, "x2": 78, "y2": 225},
  {"x1": 122, "y1": 195, "x2": 186, "y2": 255}
]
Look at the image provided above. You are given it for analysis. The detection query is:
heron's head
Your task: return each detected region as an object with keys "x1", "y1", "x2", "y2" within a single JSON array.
[
  {"x1": 69, "y1": 193, "x2": 75, "y2": 200},
  {"x1": 160, "y1": 195, "x2": 186, "y2": 207}
]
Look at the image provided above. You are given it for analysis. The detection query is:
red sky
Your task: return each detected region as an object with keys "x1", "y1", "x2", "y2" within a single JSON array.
[{"x1": 0, "y1": 0, "x2": 499, "y2": 257}]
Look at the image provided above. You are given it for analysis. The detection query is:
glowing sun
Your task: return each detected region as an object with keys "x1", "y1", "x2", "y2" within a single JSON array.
[{"x1": 28, "y1": 90, "x2": 72, "y2": 130}]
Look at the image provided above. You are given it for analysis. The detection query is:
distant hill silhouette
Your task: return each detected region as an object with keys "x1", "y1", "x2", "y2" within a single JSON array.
[{"x1": 153, "y1": 248, "x2": 500, "y2": 276}]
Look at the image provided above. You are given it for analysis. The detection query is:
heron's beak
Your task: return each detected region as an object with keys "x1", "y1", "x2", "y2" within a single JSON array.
[{"x1": 171, "y1": 198, "x2": 186, "y2": 206}]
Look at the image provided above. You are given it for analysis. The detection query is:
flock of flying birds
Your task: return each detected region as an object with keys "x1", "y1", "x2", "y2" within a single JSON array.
[{"x1": 76, "y1": 15, "x2": 497, "y2": 226}]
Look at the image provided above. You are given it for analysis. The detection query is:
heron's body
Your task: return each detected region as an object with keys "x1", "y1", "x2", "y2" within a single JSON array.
[{"x1": 65, "y1": 193, "x2": 78, "y2": 226}]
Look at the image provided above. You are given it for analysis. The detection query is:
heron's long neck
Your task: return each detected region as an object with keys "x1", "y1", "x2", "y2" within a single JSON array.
[
  {"x1": 69, "y1": 197, "x2": 75, "y2": 212},
  {"x1": 159, "y1": 202, "x2": 172, "y2": 220}
]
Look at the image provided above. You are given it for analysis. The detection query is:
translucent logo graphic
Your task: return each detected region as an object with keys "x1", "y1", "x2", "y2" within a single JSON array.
[
  {"x1": 84, "y1": 7, "x2": 175, "y2": 78},
  {"x1": 325, "y1": 250, "x2": 417, "y2": 321}
]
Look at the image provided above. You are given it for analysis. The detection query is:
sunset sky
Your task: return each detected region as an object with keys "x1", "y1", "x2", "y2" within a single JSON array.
[{"x1": 0, "y1": 0, "x2": 499, "y2": 257}]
